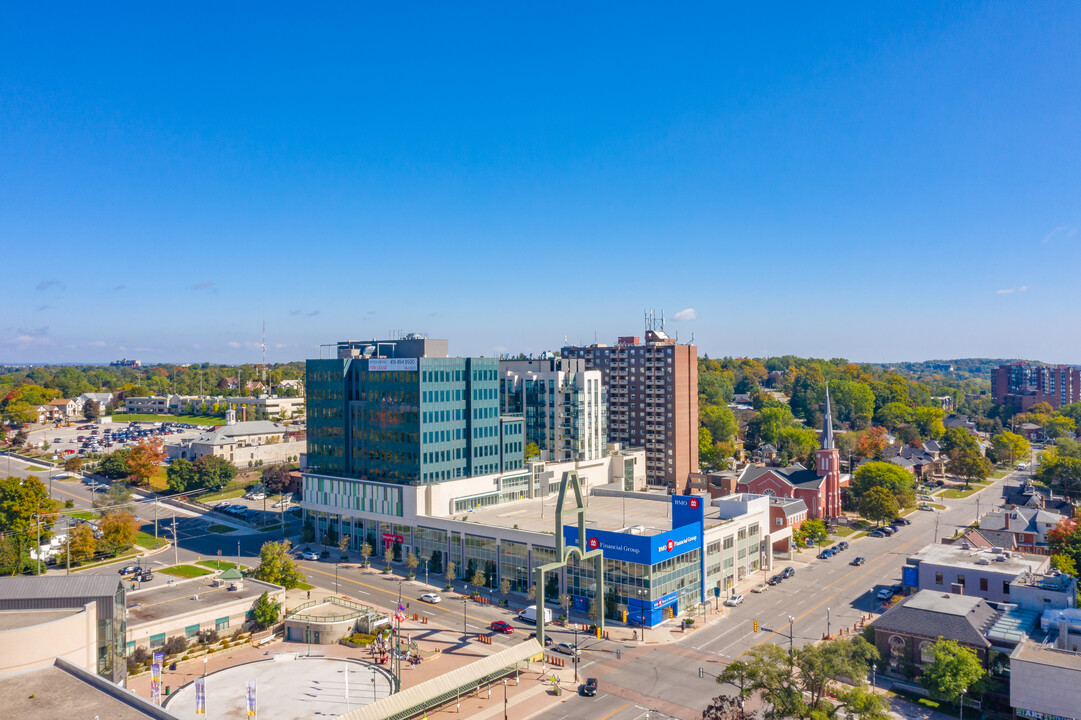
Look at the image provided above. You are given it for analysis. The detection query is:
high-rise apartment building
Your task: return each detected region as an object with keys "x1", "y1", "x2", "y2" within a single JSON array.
[
  {"x1": 306, "y1": 335, "x2": 524, "y2": 485},
  {"x1": 562, "y1": 329, "x2": 698, "y2": 488},
  {"x1": 499, "y1": 356, "x2": 607, "y2": 463},
  {"x1": 991, "y1": 362, "x2": 1081, "y2": 412}
]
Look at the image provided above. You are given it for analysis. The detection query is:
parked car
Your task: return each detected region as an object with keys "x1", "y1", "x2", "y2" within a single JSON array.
[
  {"x1": 868, "y1": 529, "x2": 886, "y2": 538},
  {"x1": 876, "y1": 588, "x2": 894, "y2": 601},
  {"x1": 919, "y1": 503, "x2": 934, "y2": 511},
  {"x1": 768, "y1": 574, "x2": 784, "y2": 585},
  {"x1": 817, "y1": 549, "x2": 833, "y2": 559},
  {"x1": 837, "y1": 541, "x2": 849, "y2": 551},
  {"x1": 490, "y1": 621, "x2": 514, "y2": 634},
  {"x1": 272, "y1": 499, "x2": 291, "y2": 508},
  {"x1": 583, "y1": 678, "x2": 598, "y2": 697},
  {"x1": 245, "y1": 492, "x2": 266, "y2": 501},
  {"x1": 880, "y1": 526, "x2": 895, "y2": 536},
  {"x1": 751, "y1": 583, "x2": 769, "y2": 593},
  {"x1": 893, "y1": 518, "x2": 911, "y2": 526},
  {"x1": 135, "y1": 571, "x2": 153, "y2": 582},
  {"x1": 724, "y1": 593, "x2": 745, "y2": 607},
  {"x1": 781, "y1": 567, "x2": 795, "y2": 578},
  {"x1": 299, "y1": 551, "x2": 319, "y2": 561},
  {"x1": 553, "y1": 642, "x2": 580, "y2": 656},
  {"x1": 420, "y1": 593, "x2": 441, "y2": 604},
  {"x1": 118, "y1": 565, "x2": 141, "y2": 575},
  {"x1": 851, "y1": 556, "x2": 866, "y2": 566},
  {"x1": 890, "y1": 583, "x2": 904, "y2": 595}
]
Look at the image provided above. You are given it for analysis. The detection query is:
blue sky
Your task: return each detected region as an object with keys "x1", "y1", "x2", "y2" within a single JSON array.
[{"x1": 2, "y1": 3, "x2": 1079, "y2": 365}]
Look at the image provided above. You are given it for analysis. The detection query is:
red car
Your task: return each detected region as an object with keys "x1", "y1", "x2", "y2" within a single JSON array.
[{"x1": 490, "y1": 621, "x2": 514, "y2": 634}]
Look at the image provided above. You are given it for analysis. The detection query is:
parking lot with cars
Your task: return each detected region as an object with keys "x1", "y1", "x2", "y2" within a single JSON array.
[{"x1": 36, "y1": 420, "x2": 207, "y2": 461}]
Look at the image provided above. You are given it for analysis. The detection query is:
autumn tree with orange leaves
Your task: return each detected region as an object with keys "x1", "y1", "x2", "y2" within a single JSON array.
[{"x1": 126, "y1": 437, "x2": 166, "y2": 487}]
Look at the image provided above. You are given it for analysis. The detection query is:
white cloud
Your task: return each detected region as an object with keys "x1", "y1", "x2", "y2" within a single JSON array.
[
  {"x1": 1043, "y1": 226, "x2": 1076, "y2": 243},
  {"x1": 996, "y1": 286, "x2": 1029, "y2": 295},
  {"x1": 88, "y1": 340, "x2": 107, "y2": 348},
  {"x1": 672, "y1": 308, "x2": 697, "y2": 321},
  {"x1": 227, "y1": 341, "x2": 241, "y2": 348}
]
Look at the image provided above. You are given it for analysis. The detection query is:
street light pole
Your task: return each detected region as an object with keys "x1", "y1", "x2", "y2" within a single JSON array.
[
  {"x1": 826, "y1": 607, "x2": 831, "y2": 639},
  {"x1": 503, "y1": 678, "x2": 508, "y2": 720},
  {"x1": 960, "y1": 688, "x2": 966, "y2": 720},
  {"x1": 31, "y1": 513, "x2": 42, "y2": 575},
  {"x1": 573, "y1": 625, "x2": 579, "y2": 683}
]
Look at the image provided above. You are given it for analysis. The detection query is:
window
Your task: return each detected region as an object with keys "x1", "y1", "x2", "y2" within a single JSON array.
[
  {"x1": 935, "y1": 572, "x2": 943, "y2": 585},
  {"x1": 920, "y1": 641, "x2": 935, "y2": 664},
  {"x1": 1003, "y1": 581, "x2": 1010, "y2": 595},
  {"x1": 150, "y1": 633, "x2": 166, "y2": 649},
  {"x1": 956, "y1": 574, "x2": 965, "y2": 586},
  {"x1": 216, "y1": 617, "x2": 230, "y2": 631},
  {"x1": 185, "y1": 624, "x2": 200, "y2": 639},
  {"x1": 979, "y1": 577, "x2": 988, "y2": 592}
]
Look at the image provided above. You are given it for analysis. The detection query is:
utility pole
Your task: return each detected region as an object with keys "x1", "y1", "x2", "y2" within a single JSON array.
[
  {"x1": 32, "y1": 513, "x2": 42, "y2": 575},
  {"x1": 787, "y1": 615, "x2": 795, "y2": 664},
  {"x1": 153, "y1": 501, "x2": 159, "y2": 546}
]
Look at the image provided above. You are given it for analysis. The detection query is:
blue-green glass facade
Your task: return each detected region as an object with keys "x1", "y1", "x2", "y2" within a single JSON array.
[{"x1": 306, "y1": 355, "x2": 524, "y2": 485}]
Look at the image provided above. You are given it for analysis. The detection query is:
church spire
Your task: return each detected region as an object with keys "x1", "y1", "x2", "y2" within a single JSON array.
[{"x1": 821, "y1": 385, "x2": 834, "y2": 450}]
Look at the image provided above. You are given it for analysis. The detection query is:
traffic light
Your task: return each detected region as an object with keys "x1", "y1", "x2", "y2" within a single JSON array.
[
  {"x1": 753, "y1": 620, "x2": 759, "y2": 633},
  {"x1": 699, "y1": 667, "x2": 704, "y2": 678}
]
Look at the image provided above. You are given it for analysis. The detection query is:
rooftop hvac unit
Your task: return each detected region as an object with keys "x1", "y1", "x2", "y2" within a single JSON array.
[{"x1": 977, "y1": 558, "x2": 991, "y2": 565}]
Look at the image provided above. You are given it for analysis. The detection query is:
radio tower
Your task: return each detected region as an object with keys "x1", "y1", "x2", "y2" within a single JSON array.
[{"x1": 261, "y1": 321, "x2": 267, "y2": 389}]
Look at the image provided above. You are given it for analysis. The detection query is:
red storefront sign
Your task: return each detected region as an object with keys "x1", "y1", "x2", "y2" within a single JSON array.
[{"x1": 382, "y1": 532, "x2": 403, "y2": 544}]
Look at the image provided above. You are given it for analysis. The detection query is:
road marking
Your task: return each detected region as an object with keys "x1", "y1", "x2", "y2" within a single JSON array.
[
  {"x1": 743, "y1": 534, "x2": 923, "y2": 654},
  {"x1": 595, "y1": 703, "x2": 630, "y2": 720}
]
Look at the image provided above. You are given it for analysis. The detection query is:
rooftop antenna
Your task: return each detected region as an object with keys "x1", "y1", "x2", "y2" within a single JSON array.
[{"x1": 661, "y1": 309, "x2": 665, "y2": 332}]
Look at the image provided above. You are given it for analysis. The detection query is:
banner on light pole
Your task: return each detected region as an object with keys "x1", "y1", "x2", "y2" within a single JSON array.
[
  {"x1": 246, "y1": 680, "x2": 257, "y2": 717},
  {"x1": 194, "y1": 677, "x2": 206, "y2": 715}
]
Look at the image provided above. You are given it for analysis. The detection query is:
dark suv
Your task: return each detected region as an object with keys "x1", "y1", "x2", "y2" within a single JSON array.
[{"x1": 583, "y1": 678, "x2": 598, "y2": 697}]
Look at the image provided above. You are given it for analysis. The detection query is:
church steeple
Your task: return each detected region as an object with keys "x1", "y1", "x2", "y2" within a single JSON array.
[{"x1": 821, "y1": 385, "x2": 834, "y2": 450}]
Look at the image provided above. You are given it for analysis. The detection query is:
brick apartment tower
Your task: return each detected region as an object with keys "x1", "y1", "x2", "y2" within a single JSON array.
[
  {"x1": 816, "y1": 387, "x2": 842, "y2": 520},
  {"x1": 562, "y1": 326, "x2": 698, "y2": 489}
]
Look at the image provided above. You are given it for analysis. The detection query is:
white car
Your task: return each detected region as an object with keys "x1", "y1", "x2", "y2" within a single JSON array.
[
  {"x1": 272, "y1": 499, "x2": 291, "y2": 508},
  {"x1": 724, "y1": 593, "x2": 745, "y2": 607},
  {"x1": 420, "y1": 593, "x2": 441, "y2": 604},
  {"x1": 246, "y1": 492, "x2": 266, "y2": 501},
  {"x1": 751, "y1": 584, "x2": 768, "y2": 593},
  {"x1": 299, "y1": 551, "x2": 319, "y2": 561}
]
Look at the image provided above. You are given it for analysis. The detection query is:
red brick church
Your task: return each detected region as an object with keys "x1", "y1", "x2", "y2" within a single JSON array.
[{"x1": 736, "y1": 388, "x2": 847, "y2": 521}]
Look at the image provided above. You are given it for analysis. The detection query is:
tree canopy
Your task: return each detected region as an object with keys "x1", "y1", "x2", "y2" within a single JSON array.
[
  {"x1": 859, "y1": 486, "x2": 900, "y2": 525},
  {"x1": 918, "y1": 638, "x2": 985, "y2": 704},
  {"x1": 252, "y1": 540, "x2": 306, "y2": 589},
  {"x1": 850, "y1": 462, "x2": 916, "y2": 508}
]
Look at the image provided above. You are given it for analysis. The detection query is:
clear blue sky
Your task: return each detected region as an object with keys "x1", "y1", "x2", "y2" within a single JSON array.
[{"x1": 2, "y1": 3, "x2": 1079, "y2": 365}]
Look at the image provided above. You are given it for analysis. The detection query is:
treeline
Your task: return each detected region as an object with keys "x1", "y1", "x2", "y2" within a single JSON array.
[{"x1": 0, "y1": 362, "x2": 305, "y2": 424}]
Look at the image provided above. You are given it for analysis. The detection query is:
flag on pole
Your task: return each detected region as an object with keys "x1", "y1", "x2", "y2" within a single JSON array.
[
  {"x1": 194, "y1": 677, "x2": 205, "y2": 715},
  {"x1": 246, "y1": 680, "x2": 257, "y2": 717},
  {"x1": 395, "y1": 604, "x2": 406, "y2": 622}
]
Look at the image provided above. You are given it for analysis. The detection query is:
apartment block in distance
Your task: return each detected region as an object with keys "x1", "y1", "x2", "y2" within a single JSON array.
[
  {"x1": 562, "y1": 317, "x2": 698, "y2": 489},
  {"x1": 499, "y1": 356, "x2": 607, "y2": 463},
  {"x1": 991, "y1": 362, "x2": 1081, "y2": 412}
]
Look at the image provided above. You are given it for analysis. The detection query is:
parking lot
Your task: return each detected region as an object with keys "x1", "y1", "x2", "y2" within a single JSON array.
[{"x1": 35, "y1": 419, "x2": 207, "y2": 461}]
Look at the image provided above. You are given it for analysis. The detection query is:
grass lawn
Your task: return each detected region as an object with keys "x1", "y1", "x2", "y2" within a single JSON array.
[
  {"x1": 297, "y1": 581, "x2": 315, "y2": 590},
  {"x1": 832, "y1": 526, "x2": 857, "y2": 537},
  {"x1": 200, "y1": 487, "x2": 247, "y2": 503},
  {"x1": 941, "y1": 486, "x2": 981, "y2": 499},
  {"x1": 206, "y1": 524, "x2": 236, "y2": 534},
  {"x1": 25, "y1": 465, "x2": 46, "y2": 471},
  {"x1": 110, "y1": 413, "x2": 225, "y2": 426},
  {"x1": 135, "y1": 531, "x2": 166, "y2": 550},
  {"x1": 66, "y1": 510, "x2": 97, "y2": 521},
  {"x1": 160, "y1": 564, "x2": 213, "y2": 578},
  {"x1": 197, "y1": 560, "x2": 245, "y2": 572},
  {"x1": 145, "y1": 466, "x2": 168, "y2": 492}
]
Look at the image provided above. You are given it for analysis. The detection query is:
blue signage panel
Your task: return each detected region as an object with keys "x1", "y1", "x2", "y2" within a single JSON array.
[
  {"x1": 902, "y1": 565, "x2": 918, "y2": 588},
  {"x1": 671, "y1": 494, "x2": 705, "y2": 529},
  {"x1": 562, "y1": 523, "x2": 702, "y2": 566}
]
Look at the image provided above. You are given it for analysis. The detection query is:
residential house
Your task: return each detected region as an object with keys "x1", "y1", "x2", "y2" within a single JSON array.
[
  {"x1": 979, "y1": 506, "x2": 1066, "y2": 555},
  {"x1": 74, "y1": 392, "x2": 113, "y2": 416},
  {"x1": 1017, "y1": 423, "x2": 1045, "y2": 443},
  {"x1": 880, "y1": 442, "x2": 946, "y2": 479},
  {"x1": 1002, "y1": 482, "x2": 1074, "y2": 517},
  {"x1": 752, "y1": 444, "x2": 779, "y2": 466}
]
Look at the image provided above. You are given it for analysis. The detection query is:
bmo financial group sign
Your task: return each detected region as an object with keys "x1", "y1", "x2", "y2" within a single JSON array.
[{"x1": 563, "y1": 516, "x2": 701, "y2": 567}]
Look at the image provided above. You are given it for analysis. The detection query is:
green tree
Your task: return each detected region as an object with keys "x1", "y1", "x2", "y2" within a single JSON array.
[
  {"x1": 831, "y1": 379, "x2": 875, "y2": 427},
  {"x1": 859, "y1": 486, "x2": 900, "y2": 525},
  {"x1": 912, "y1": 406, "x2": 946, "y2": 440},
  {"x1": 717, "y1": 637, "x2": 885, "y2": 720},
  {"x1": 874, "y1": 402, "x2": 911, "y2": 431},
  {"x1": 251, "y1": 591, "x2": 281, "y2": 629},
  {"x1": 445, "y1": 560, "x2": 456, "y2": 582},
  {"x1": 947, "y1": 447, "x2": 992, "y2": 488},
  {"x1": 701, "y1": 405, "x2": 739, "y2": 444},
  {"x1": 1036, "y1": 451, "x2": 1081, "y2": 500},
  {"x1": 0, "y1": 475, "x2": 55, "y2": 574},
  {"x1": 796, "y1": 518, "x2": 829, "y2": 546},
  {"x1": 499, "y1": 578, "x2": 511, "y2": 597},
  {"x1": 405, "y1": 551, "x2": 420, "y2": 575},
  {"x1": 62, "y1": 455, "x2": 84, "y2": 474},
  {"x1": 919, "y1": 638, "x2": 985, "y2": 705},
  {"x1": 360, "y1": 540, "x2": 373, "y2": 566},
  {"x1": 850, "y1": 461, "x2": 916, "y2": 507},
  {"x1": 470, "y1": 568, "x2": 486, "y2": 590},
  {"x1": 98, "y1": 449, "x2": 132, "y2": 479},
  {"x1": 166, "y1": 458, "x2": 197, "y2": 493},
  {"x1": 383, "y1": 545, "x2": 395, "y2": 569},
  {"x1": 252, "y1": 540, "x2": 306, "y2": 589},
  {"x1": 1043, "y1": 415, "x2": 1077, "y2": 441},
  {"x1": 83, "y1": 400, "x2": 100, "y2": 420},
  {"x1": 193, "y1": 455, "x2": 238, "y2": 490}
]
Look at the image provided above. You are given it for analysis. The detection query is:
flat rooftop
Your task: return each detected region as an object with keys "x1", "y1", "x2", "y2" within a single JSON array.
[
  {"x1": 126, "y1": 576, "x2": 276, "y2": 626},
  {"x1": 905, "y1": 590, "x2": 985, "y2": 616},
  {"x1": 0, "y1": 663, "x2": 160, "y2": 719},
  {"x1": 909, "y1": 543, "x2": 1049, "y2": 575},
  {"x1": 459, "y1": 490, "x2": 742, "y2": 535},
  {"x1": 1014, "y1": 635, "x2": 1081, "y2": 671},
  {"x1": 0, "y1": 608, "x2": 81, "y2": 632}
]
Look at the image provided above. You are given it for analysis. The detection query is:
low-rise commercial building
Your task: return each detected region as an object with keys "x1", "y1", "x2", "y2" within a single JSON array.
[
  {"x1": 904, "y1": 542, "x2": 1050, "y2": 603},
  {"x1": 0, "y1": 575, "x2": 127, "y2": 684},
  {"x1": 125, "y1": 573, "x2": 285, "y2": 654},
  {"x1": 166, "y1": 416, "x2": 303, "y2": 465}
]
